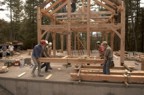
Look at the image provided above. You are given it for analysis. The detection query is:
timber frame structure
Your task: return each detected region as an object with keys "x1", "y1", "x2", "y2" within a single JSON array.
[{"x1": 37, "y1": 0, "x2": 125, "y2": 64}]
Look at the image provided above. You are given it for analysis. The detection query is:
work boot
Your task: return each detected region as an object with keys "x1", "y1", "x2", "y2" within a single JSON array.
[
  {"x1": 45, "y1": 70, "x2": 49, "y2": 73},
  {"x1": 49, "y1": 67, "x2": 52, "y2": 70},
  {"x1": 38, "y1": 74, "x2": 44, "y2": 77}
]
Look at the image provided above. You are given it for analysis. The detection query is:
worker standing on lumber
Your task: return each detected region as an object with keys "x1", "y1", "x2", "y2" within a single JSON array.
[
  {"x1": 31, "y1": 40, "x2": 47, "y2": 77},
  {"x1": 41, "y1": 40, "x2": 52, "y2": 72},
  {"x1": 102, "y1": 41, "x2": 113, "y2": 74}
]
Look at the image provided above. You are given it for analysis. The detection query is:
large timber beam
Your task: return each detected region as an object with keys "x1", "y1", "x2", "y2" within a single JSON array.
[
  {"x1": 37, "y1": 7, "x2": 42, "y2": 43},
  {"x1": 39, "y1": 57, "x2": 104, "y2": 63},
  {"x1": 120, "y1": 1, "x2": 125, "y2": 65},
  {"x1": 71, "y1": 73, "x2": 144, "y2": 83}
]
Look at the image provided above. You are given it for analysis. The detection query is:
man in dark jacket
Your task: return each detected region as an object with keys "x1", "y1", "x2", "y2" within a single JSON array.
[
  {"x1": 31, "y1": 40, "x2": 46, "y2": 77},
  {"x1": 41, "y1": 40, "x2": 52, "y2": 72}
]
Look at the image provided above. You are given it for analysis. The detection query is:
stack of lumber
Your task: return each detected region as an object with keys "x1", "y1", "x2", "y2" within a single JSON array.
[{"x1": 70, "y1": 64, "x2": 144, "y2": 84}]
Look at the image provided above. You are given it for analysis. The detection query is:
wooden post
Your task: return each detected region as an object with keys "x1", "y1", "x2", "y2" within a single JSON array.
[
  {"x1": 37, "y1": 7, "x2": 41, "y2": 43},
  {"x1": 105, "y1": 32, "x2": 108, "y2": 42},
  {"x1": 52, "y1": 32, "x2": 56, "y2": 56},
  {"x1": 110, "y1": 32, "x2": 114, "y2": 50},
  {"x1": 87, "y1": 0, "x2": 90, "y2": 56},
  {"x1": 120, "y1": 1, "x2": 125, "y2": 65},
  {"x1": 82, "y1": 0, "x2": 84, "y2": 20},
  {"x1": 74, "y1": 32, "x2": 77, "y2": 51},
  {"x1": 60, "y1": 34, "x2": 64, "y2": 53},
  {"x1": 67, "y1": 0, "x2": 71, "y2": 55}
]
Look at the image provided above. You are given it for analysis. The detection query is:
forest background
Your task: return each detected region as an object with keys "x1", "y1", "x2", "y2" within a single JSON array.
[{"x1": 0, "y1": 0, "x2": 144, "y2": 52}]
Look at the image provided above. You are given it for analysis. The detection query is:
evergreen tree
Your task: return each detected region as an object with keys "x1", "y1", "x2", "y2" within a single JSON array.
[{"x1": 4, "y1": 0, "x2": 24, "y2": 41}]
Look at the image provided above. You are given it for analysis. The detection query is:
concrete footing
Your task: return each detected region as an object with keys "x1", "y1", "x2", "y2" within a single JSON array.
[{"x1": 0, "y1": 77, "x2": 144, "y2": 95}]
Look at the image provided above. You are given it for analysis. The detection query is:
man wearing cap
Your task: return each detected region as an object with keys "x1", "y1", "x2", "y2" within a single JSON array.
[
  {"x1": 31, "y1": 40, "x2": 46, "y2": 77},
  {"x1": 102, "y1": 41, "x2": 113, "y2": 74}
]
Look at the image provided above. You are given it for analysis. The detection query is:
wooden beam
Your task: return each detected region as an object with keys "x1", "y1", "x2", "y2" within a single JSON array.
[
  {"x1": 76, "y1": 33, "x2": 86, "y2": 50},
  {"x1": 44, "y1": 0, "x2": 62, "y2": 12},
  {"x1": 41, "y1": 30, "x2": 47, "y2": 39},
  {"x1": 39, "y1": 0, "x2": 53, "y2": 9},
  {"x1": 39, "y1": 57, "x2": 104, "y2": 64},
  {"x1": 67, "y1": 0, "x2": 71, "y2": 55},
  {"x1": 87, "y1": 0, "x2": 91, "y2": 56},
  {"x1": 74, "y1": 69, "x2": 144, "y2": 76},
  {"x1": 41, "y1": 24, "x2": 121, "y2": 33},
  {"x1": 111, "y1": 27, "x2": 121, "y2": 39},
  {"x1": 94, "y1": 0, "x2": 115, "y2": 13},
  {"x1": 51, "y1": 1, "x2": 68, "y2": 14},
  {"x1": 120, "y1": 1, "x2": 125, "y2": 65},
  {"x1": 102, "y1": 0, "x2": 117, "y2": 9},
  {"x1": 54, "y1": 11, "x2": 112, "y2": 17},
  {"x1": 52, "y1": 32, "x2": 56, "y2": 56},
  {"x1": 60, "y1": 34, "x2": 64, "y2": 52},
  {"x1": 37, "y1": 7, "x2": 41, "y2": 43},
  {"x1": 41, "y1": 9, "x2": 55, "y2": 21},
  {"x1": 110, "y1": 32, "x2": 114, "y2": 50},
  {"x1": 109, "y1": 0, "x2": 122, "y2": 5},
  {"x1": 71, "y1": 73, "x2": 144, "y2": 83},
  {"x1": 80, "y1": 64, "x2": 135, "y2": 69}
]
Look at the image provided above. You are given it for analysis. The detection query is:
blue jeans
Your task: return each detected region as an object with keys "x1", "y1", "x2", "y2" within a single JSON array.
[
  {"x1": 31, "y1": 57, "x2": 41, "y2": 75},
  {"x1": 103, "y1": 60, "x2": 111, "y2": 74}
]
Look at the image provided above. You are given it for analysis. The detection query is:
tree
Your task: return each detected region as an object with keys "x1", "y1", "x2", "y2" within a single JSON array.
[
  {"x1": 22, "y1": 0, "x2": 45, "y2": 49},
  {"x1": 4, "y1": 0, "x2": 24, "y2": 41},
  {"x1": 0, "y1": 19, "x2": 10, "y2": 43}
]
